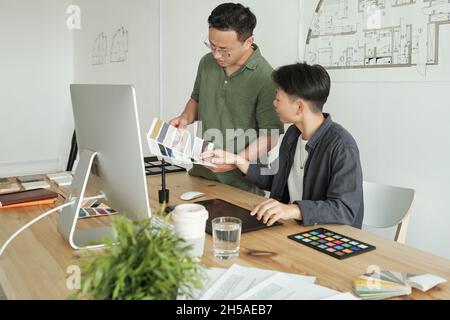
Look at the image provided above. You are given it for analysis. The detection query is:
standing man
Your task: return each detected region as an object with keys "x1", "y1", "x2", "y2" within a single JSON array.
[{"x1": 170, "y1": 3, "x2": 284, "y2": 193}]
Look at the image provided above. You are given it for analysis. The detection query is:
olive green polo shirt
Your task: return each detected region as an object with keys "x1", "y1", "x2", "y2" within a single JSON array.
[{"x1": 189, "y1": 44, "x2": 284, "y2": 192}]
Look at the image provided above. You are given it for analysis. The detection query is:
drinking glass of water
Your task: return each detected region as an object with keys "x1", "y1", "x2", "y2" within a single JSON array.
[{"x1": 212, "y1": 217, "x2": 242, "y2": 260}]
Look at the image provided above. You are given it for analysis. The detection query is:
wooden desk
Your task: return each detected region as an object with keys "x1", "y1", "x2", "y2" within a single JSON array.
[{"x1": 0, "y1": 172, "x2": 449, "y2": 299}]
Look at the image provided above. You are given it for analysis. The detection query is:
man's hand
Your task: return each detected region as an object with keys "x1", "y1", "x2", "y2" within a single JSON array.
[
  {"x1": 202, "y1": 149, "x2": 253, "y2": 173},
  {"x1": 250, "y1": 199, "x2": 302, "y2": 226},
  {"x1": 201, "y1": 149, "x2": 241, "y2": 173},
  {"x1": 208, "y1": 163, "x2": 237, "y2": 173},
  {"x1": 202, "y1": 150, "x2": 241, "y2": 165},
  {"x1": 202, "y1": 149, "x2": 251, "y2": 174},
  {"x1": 169, "y1": 115, "x2": 189, "y2": 129}
]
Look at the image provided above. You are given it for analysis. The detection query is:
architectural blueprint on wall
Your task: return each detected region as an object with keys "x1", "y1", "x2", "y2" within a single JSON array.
[{"x1": 304, "y1": 0, "x2": 450, "y2": 74}]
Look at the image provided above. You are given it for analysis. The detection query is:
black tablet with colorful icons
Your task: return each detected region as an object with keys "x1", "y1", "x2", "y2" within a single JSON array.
[{"x1": 288, "y1": 228, "x2": 376, "y2": 260}]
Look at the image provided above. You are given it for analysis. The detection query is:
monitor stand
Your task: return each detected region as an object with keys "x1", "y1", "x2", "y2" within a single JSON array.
[{"x1": 57, "y1": 149, "x2": 117, "y2": 250}]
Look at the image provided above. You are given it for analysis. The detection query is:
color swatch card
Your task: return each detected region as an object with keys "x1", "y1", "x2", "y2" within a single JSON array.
[
  {"x1": 352, "y1": 270, "x2": 446, "y2": 299},
  {"x1": 78, "y1": 207, "x2": 118, "y2": 219},
  {"x1": 147, "y1": 118, "x2": 216, "y2": 167},
  {"x1": 21, "y1": 180, "x2": 50, "y2": 191},
  {"x1": 53, "y1": 176, "x2": 73, "y2": 187},
  {"x1": 17, "y1": 175, "x2": 45, "y2": 183},
  {"x1": 0, "y1": 182, "x2": 21, "y2": 194},
  {"x1": 47, "y1": 172, "x2": 73, "y2": 187},
  {"x1": 353, "y1": 270, "x2": 412, "y2": 300},
  {"x1": 47, "y1": 172, "x2": 72, "y2": 180},
  {"x1": 288, "y1": 228, "x2": 376, "y2": 260}
]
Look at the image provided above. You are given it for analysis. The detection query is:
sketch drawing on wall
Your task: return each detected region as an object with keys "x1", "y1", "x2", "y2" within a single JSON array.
[
  {"x1": 110, "y1": 27, "x2": 129, "y2": 63},
  {"x1": 91, "y1": 32, "x2": 108, "y2": 66},
  {"x1": 91, "y1": 27, "x2": 129, "y2": 66}
]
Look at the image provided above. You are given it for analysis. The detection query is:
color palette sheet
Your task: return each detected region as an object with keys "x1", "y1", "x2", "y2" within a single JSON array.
[
  {"x1": 288, "y1": 228, "x2": 376, "y2": 260},
  {"x1": 147, "y1": 118, "x2": 216, "y2": 167},
  {"x1": 78, "y1": 207, "x2": 118, "y2": 219}
]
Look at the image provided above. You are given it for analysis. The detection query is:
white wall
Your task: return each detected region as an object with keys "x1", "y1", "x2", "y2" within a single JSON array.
[
  {"x1": 160, "y1": 0, "x2": 301, "y2": 121},
  {"x1": 73, "y1": 0, "x2": 160, "y2": 156},
  {"x1": 300, "y1": 0, "x2": 450, "y2": 259},
  {"x1": 0, "y1": 0, "x2": 74, "y2": 176}
]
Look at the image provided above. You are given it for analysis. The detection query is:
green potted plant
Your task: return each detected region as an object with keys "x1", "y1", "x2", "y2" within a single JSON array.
[{"x1": 71, "y1": 203, "x2": 204, "y2": 300}]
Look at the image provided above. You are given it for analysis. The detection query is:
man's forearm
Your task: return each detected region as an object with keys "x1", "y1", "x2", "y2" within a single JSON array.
[
  {"x1": 233, "y1": 135, "x2": 278, "y2": 175},
  {"x1": 181, "y1": 98, "x2": 199, "y2": 124},
  {"x1": 235, "y1": 155, "x2": 250, "y2": 175},
  {"x1": 238, "y1": 134, "x2": 278, "y2": 161}
]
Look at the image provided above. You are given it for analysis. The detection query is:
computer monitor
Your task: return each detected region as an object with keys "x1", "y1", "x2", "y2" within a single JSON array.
[{"x1": 57, "y1": 84, "x2": 151, "y2": 250}]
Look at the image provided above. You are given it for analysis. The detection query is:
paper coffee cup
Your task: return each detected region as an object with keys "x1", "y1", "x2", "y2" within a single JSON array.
[{"x1": 171, "y1": 204, "x2": 208, "y2": 257}]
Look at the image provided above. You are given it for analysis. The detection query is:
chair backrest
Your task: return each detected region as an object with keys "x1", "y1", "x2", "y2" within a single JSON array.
[{"x1": 363, "y1": 181, "x2": 416, "y2": 243}]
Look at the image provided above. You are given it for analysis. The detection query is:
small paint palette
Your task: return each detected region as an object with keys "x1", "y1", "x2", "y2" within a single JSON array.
[
  {"x1": 78, "y1": 207, "x2": 118, "y2": 219},
  {"x1": 288, "y1": 228, "x2": 376, "y2": 260}
]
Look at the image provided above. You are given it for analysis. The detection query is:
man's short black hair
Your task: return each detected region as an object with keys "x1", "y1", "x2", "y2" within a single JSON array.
[
  {"x1": 208, "y1": 3, "x2": 257, "y2": 42},
  {"x1": 272, "y1": 63, "x2": 331, "y2": 113}
]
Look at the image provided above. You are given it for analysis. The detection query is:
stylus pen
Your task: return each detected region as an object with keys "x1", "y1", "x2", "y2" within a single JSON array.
[
  {"x1": 247, "y1": 250, "x2": 276, "y2": 257},
  {"x1": 158, "y1": 159, "x2": 169, "y2": 204},
  {"x1": 161, "y1": 158, "x2": 166, "y2": 191}
]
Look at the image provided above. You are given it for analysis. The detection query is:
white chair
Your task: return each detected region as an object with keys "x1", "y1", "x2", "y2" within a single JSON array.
[{"x1": 362, "y1": 181, "x2": 416, "y2": 244}]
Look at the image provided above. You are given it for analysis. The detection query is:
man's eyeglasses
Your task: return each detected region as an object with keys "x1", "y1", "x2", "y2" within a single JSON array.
[{"x1": 203, "y1": 38, "x2": 233, "y2": 60}]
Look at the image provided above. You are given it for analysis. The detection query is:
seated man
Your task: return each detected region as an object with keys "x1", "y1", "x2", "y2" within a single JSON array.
[{"x1": 202, "y1": 62, "x2": 364, "y2": 228}]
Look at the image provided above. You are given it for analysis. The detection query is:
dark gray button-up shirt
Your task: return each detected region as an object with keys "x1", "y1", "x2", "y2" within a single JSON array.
[{"x1": 246, "y1": 114, "x2": 364, "y2": 228}]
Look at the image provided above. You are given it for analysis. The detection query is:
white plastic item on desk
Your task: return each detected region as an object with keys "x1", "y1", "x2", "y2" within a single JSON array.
[
  {"x1": 171, "y1": 204, "x2": 208, "y2": 257},
  {"x1": 180, "y1": 191, "x2": 205, "y2": 201}
]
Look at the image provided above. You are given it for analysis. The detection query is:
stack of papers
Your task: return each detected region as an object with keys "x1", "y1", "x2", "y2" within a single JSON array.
[
  {"x1": 353, "y1": 270, "x2": 447, "y2": 300},
  {"x1": 181, "y1": 264, "x2": 359, "y2": 300}
]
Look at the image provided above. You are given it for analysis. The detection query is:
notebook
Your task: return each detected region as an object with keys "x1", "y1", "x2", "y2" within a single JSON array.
[{"x1": 2, "y1": 199, "x2": 56, "y2": 209}]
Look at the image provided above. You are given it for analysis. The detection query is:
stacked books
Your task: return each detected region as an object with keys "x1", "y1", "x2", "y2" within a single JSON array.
[
  {"x1": 0, "y1": 189, "x2": 59, "y2": 209},
  {"x1": 353, "y1": 270, "x2": 447, "y2": 300}
]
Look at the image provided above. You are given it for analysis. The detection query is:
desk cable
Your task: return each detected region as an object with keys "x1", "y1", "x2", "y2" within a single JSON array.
[{"x1": 0, "y1": 193, "x2": 105, "y2": 257}]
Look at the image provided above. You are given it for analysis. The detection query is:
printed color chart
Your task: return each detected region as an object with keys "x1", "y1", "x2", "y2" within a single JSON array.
[
  {"x1": 288, "y1": 228, "x2": 376, "y2": 260},
  {"x1": 147, "y1": 118, "x2": 215, "y2": 167}
]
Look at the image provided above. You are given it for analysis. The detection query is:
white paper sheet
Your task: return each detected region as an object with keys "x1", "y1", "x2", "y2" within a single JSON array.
[
  {"x1": 407, "y1": 274, "x2": 447, "y2": 292},
  {"x1": 235, "y1": 272, "x2": 339, "y2": 300},
  {"x1": 178, "y1": 267, "x2": 227, "y2": 300},
  {"x1": 200, "y1": 264, "x2": 316, "y2": 300}
]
